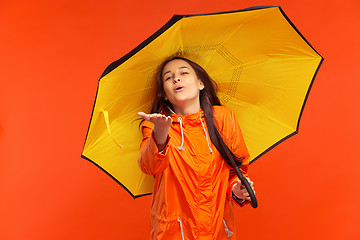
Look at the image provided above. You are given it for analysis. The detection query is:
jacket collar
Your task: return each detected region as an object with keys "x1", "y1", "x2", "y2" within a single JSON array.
[{"x1": 171, "y1": 110, "x2": 205, "y2": 124}]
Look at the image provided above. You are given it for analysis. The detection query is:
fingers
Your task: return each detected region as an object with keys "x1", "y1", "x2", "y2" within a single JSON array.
[
  {"x1": 138, "y1": 112, "x2": 173, "y2": 125},
  {"x1": 239, "y1": 187, "x2": 253, "y2": 200},
  {"x1": 138, "y1": 112, "x2": 150, "y2": 121},
  {"x1": 149, "y1": 113, "x2": 172, "y2": 123},
  {"x1": 138, "y1": 112, "x2": 165, "y2": 120},
  {"x1": 237, "y1": 177, "x2": 255, "y2": 201}
]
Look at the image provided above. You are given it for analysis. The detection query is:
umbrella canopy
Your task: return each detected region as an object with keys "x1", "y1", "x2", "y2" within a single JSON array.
[{"x1": 81, "y1": 6, "x2": 323, "y2": 198}]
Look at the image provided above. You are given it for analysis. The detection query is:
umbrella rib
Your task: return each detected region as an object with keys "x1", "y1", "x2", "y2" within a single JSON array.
[
  {"x1": 179, "y1": 20, "x2": 184, "y2": 55},
  {"x1": 203, "y1": 23, "x2": 244, "y2": 69},
  {"x1": 102, "y1": 103, "x2": 145, "y2": 123},
  {"x1": 135, "y1": 172, "x2": 149, "y2": 195},
  {"x1": 211, "y1": 55, "x2": 320, "y2": 77},
  {"x1": 203, "y1": 9, "x2": 273, "y2": 68},
  {"x1": 141, "y1": 48, "x2": 168, "y2": 62},
  {"x1": 227, "y1": 96, "x2": 297, "y2": 132},
  {"x1": 101, "y1": 88, "x2": 152, "y2": 112}
]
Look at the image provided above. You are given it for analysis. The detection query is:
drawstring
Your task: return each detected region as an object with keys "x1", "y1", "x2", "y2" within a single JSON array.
[
  {"x1": 178, "y1": 218, "x2": 185, "y2": 240},
  {"x1": 178, "y1": 217, "x2": 231, "y2": 239},
  {"x1": 200, "y1": 116, "x2": 213, "y2": 153},
  {"x1": 223, "y1": 219, "x2": 233, "y2": 237},
  {"x1": 167, "y1": 106, "x2": 176, "y2": 114},
  {"x1": 177, "y1": 117, "x2": 184, "y2": 150},
  {"x1": 176, "y1": 114, "x2": 213, "y2": 153}
]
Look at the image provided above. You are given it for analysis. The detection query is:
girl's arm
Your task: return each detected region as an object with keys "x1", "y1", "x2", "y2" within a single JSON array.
[
  {"x1": 220, "y1": 107, "x2": 254, "y2": 206},
  {"x1": 137, "y1": 112, "x2": 172, "y2": 175},
  {"x1": 138, "y1": 112, "x2": 172, "y2": 150}
]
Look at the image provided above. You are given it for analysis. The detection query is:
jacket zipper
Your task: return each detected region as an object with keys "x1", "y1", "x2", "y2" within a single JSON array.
[
  {"x1": 178, "y1": 218, "x2": 185, "y2": 240},
  {"x1": 223, "y1": 219, "x2": 233, "y2": 237}
]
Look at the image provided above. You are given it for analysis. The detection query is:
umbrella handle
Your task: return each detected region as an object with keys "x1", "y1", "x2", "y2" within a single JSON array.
[
  {"x1": 220, "y1": 139, "x2": 258, "y2": 208},
  {"x1": 234, "y1": 166, "x2": 258, "y2": 208}
]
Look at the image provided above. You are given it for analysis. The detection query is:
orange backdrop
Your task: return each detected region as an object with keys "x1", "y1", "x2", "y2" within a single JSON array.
[{"x1": 1, "y1": 0, "x2": 359, "y2": 239}]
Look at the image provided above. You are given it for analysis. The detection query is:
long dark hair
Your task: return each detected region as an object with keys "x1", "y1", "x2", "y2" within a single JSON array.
[{"x1": 146, "y1": 56, "x2": 243, "y2": 167}]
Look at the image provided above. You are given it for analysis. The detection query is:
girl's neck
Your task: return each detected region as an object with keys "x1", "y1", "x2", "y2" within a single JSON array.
[{"x1": 173, "y1": 102, "x2": 201, "y2": 116}]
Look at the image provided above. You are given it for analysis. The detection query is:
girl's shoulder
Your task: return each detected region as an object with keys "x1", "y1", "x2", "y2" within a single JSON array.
[
  {"x1": 212, "y1": 105, "x2": 237, "y2": 130},
  {"x1": 212, "y1": 105, "x2": 234, "y2": 117}
]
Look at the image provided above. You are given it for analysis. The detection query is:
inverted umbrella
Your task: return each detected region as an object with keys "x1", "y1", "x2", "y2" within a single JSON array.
[{"x1": 81, "y1": 6, "x2": 323, "y2": 201}]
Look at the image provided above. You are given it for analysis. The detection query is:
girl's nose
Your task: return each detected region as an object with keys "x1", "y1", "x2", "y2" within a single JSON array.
[{"x1": 173, "y1": 77, "x2": 181, "y2": 83}]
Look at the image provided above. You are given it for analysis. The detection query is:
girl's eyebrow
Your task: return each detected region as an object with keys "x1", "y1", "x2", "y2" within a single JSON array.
[
  {"x1": 179, "y1": 66, "x2": 189, "y2": 71},
  {"x1": 163, "y1": 70, "x2": 171, "y2": 76},
  {"x1": 163, "y1": 66, "x2": 189, "y2": 77}
]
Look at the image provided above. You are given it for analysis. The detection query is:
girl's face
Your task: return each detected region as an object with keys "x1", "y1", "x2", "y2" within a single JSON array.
[{"x1": 162, "y1": 59, "x2": 204, "y2": 113}]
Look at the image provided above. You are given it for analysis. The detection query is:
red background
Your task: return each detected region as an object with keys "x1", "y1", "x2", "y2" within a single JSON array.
[{"x1": 1, "y1": 0, "x2": 359, "y2": 239}]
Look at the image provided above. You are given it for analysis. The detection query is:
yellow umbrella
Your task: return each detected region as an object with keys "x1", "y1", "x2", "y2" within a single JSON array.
[{"x1": 81, "y1": 6, "x2": 323, "y2": 198}]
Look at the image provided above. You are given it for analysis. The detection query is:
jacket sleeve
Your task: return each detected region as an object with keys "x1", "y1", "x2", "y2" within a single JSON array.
[
  {"x1": 222, "y1": 107, "x2": 251, "y2": 206},
  {"x1": 138, "y1": 120, "x2": 171, "y2": 175}
]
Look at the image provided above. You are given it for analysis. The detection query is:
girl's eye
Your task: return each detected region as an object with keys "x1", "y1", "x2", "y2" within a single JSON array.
[
  {"x1": 181, "y1": 72, "x2": 189, "y2": 75},
  {"x1": 164, "y1": 76, "x2": 172, "y2": 81}
]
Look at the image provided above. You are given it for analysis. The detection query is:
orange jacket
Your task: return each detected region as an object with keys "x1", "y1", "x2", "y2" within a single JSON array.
[{"x1": 138, "y1": 106, "x2": 250, "y2": 240}]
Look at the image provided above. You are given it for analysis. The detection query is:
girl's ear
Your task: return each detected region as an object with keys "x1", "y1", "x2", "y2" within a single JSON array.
[
  {"x1": 163, "y1": 91, "x2": 168, "y2": 100},
  {"x1": 199, "y1": 80, "x2": 205, "y2": 90}
]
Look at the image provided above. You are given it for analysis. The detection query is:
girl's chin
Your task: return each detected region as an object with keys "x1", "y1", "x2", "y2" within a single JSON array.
[
  {"x1": 169, "y1": 95, "x2": 199, "y2": 104},
  {"x1": 169, "y1": 99, "x2": 201, "y2": 112}
]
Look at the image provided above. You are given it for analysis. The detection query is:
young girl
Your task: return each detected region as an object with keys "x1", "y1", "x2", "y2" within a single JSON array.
[{"x1": 138, "y1": 57, "x2": 255, "y2": 240}]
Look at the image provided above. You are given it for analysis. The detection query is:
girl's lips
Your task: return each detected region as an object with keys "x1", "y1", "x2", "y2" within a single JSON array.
[{"x1": 174, "y1": 86, "x2": 184, "y2": 92}]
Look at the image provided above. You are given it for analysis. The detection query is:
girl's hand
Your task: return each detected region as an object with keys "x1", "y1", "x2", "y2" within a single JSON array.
[
  {"x1": 138, "y1": 112, "x2": 173, "y2": 151},
  {"x1": 138, "y1": 112, "x2": 173, "y2": 129},
  {"x1": 232, "y1": 177, "x2": 255, "y2": 201}
]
